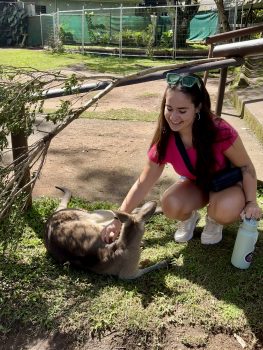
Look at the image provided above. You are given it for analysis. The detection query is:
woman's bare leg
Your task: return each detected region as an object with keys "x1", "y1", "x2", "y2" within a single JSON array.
[
  {"x1": 161, "y1": 178, "x2": 208, "y2": 221},
  {"x1": 208, "y1": 184, "x2": 245, "y2": 225}
]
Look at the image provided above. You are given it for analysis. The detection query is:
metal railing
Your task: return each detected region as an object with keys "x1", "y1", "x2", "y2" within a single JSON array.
[
  {"x1": 203, "y1": 24, "x2": 263, "y2": 115},
  {"x1": 204, "y1": 23, "x2": 263, "y2": 84}
]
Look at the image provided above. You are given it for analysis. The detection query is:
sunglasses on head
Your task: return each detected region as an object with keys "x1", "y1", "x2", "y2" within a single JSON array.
[{"x1": 166, "y1": 73, "x2": 202, "y2": 89}]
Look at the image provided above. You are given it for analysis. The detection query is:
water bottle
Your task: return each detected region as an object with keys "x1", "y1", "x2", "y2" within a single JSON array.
[{"x1": 231, "y1": 219, "x2": 259, "y2": 269}]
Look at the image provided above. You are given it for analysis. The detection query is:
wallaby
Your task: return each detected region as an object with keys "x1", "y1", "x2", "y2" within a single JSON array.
[{"x1": 44, "y1": 187, "x2": 167, "y2": 279}]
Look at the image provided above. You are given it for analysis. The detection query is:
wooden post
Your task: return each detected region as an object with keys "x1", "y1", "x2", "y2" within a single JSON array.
[
  {"x1": 215, "y1": 67, "x2": 228, "y2": 117},
  {"x1": 203, "y1": 43, "x2": 214, "y2": 86}
]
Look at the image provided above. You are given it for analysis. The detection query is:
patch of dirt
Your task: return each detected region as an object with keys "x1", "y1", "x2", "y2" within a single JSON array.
[
  {"x1": 2, "y1": 326, "x2": 253, "y2": 350},
  {"x1": 32, "y1": 78, "x2": 174, "y2": 203}
]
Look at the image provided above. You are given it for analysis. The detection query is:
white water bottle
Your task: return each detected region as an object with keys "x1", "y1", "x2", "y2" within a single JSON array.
[{"x1": 231, "y1": 219, "x2": 259, "y2": 269}]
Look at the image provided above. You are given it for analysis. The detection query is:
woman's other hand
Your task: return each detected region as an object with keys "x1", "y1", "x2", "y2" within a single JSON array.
[
  {"x1": 101, "y1": 218, "x2": 122, "y2": 243},
  {"x1": 240, "y1": 201, "x2": 262, "y2": 220}
]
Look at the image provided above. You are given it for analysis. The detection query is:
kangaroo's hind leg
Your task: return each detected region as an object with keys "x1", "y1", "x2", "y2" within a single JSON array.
[{"x1": 119, "y1": 260, "x2": 168, "y2": 280}]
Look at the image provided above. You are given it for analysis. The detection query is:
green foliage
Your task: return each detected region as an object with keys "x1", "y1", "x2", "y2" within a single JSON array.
[
  {"x1": 246, "y1": 8, "x2": 263, "y2": 27},
  {"x1": 0, "y1": 68, "x2": 44, "y2": 151},
  {"x1": 84, "y1": 12, "x2": 155, "y2": 54},
  {"x1": 0, "y1": 67, "x2": 78, "y2": 151},
  {"x1": 85, "y1": 12, "x2": 107, "y2": 45},
  {"x1": 47, "y1": 28, "x2": 65, "y2": 54},
  {"x1": 121, "y1": 29, "x2": 145, "y2": 47},
  {"x1": 59, "y1": 26, "x2": 76, "y2": 45},
  {"x1": 0, "y1": 192, "x2": 27, "y2": 253},
  {"x1": 0, "y1": 2, "x2": 27, "y2": 46},
  {"x1": 0, "y1": 67, "x2": 81, "y2": 250},
  {"x1": 120, "y1": 25, "x2": 155, "y2": 56},
  {"x1": 160, "y1": 30, "x2": 173, "y2": 48}
]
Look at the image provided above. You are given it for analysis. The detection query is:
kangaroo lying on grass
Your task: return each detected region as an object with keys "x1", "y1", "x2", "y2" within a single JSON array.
[{"x1": 44, "y1": 187, "x2": 167, "y2": 279}]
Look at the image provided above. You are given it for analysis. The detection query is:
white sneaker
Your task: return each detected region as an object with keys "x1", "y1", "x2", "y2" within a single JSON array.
[
  {"x1": 201, "y1": 216, "x2": 223, "y2": 245},
  {"x1": 174, "y1": 211, "x2": 201, "y2": 243}
]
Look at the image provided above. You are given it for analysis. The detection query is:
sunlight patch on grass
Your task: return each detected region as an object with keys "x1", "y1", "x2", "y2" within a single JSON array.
[
  {"x1": 217, "y1": 302, "x2": 247, "y2": 330},
  {"x1": 138, "y1": 92, "x2": 161, "y2": 98}
]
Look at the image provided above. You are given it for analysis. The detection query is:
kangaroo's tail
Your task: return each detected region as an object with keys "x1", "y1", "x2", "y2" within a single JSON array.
[{"x1": 55, "y1": 186, "x2": 72, "y2": 212}]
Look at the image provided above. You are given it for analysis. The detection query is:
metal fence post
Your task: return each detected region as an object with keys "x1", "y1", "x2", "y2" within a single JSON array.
[
  {"x1": 109, "y1": 10, "x2": 112, "y2": 41},
  {"x1": 82, "y1": 6, "x2": 85, "y2": 54},
  {"x1": 52, "y1": 13, "x2": 56, "y2": 43},
  {"x1": 173, "y1": 5, "x2": 178, "y2": 60},
  {"x1": 119, "y1": 4, "x2": 123, "y2": 59},
  {"x1": 40, "y1": 14, "x2": 44, "y2": 48},
  {"x1": 57, "y1": 9, "x2": 60, "y2": 30}
]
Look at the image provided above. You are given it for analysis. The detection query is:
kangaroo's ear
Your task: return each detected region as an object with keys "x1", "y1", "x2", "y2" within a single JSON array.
[
  {"x1": 113, "y1": 211, "x2": 132, "y2": 224},
  {"x1": 135, "y1": 201, "x2": 157, "y2": 222}
]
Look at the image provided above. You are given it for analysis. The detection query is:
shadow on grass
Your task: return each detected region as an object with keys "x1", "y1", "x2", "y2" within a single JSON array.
[{"x1": 167, "y1": 223, "x2": 263, "y2": 344}]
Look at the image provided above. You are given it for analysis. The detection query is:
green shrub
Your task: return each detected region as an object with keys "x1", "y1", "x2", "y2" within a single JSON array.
[
  {"x1": 121, "y1": 29, "x2": 137, "y2": 47},
  {"x1": 160, "y1": 30, "x2": 173, "y2": 48},
  {"x1": 59, "y1": 27, "x2": 75, "y2": 45}
]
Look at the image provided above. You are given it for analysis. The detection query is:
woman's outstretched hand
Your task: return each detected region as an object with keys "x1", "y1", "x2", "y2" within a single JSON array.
[
  {"x1": 101, "y1": 218, "x2": 122, "y2": 243},
  {"x1": 240, "y1": 201, "x2": 262, "y2": 220}
]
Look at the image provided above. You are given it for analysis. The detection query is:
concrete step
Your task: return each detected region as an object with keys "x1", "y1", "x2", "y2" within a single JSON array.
[
  {"x1": 223, "y1": 93, "x2": 263, "y2": 182},
  {"x1": 230, "y1": 86, "x2": 263, "y2": 146}
]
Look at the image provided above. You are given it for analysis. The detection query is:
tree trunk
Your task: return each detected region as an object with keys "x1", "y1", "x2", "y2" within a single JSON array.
[
  {"x1": 214, "y1": 0, "x2": 231, "y2": 33},
  {"x1": 166, "y1": 0, "x2": 199, "y2": 48}
]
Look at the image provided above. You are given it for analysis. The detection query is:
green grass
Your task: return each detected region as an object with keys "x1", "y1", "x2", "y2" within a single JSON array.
[
  {"x1": 0, "y1": 48, "x2": 181, "y2": 74},
  {"x1": 82, "y1": 108, "x2": 158, "y2": 122},
  {"x1": 0, "y1": 192, "x2": 262, "y2": 348},
  {"x1": 43, "y1": 108, "x2": 158, "y2": 122},
  {"x1": 188, "y1": 43, "x2": 208, "y2": 50}
]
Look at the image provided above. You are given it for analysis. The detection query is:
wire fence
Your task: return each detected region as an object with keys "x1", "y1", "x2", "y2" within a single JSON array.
[{"x1": 27, "y1": 4, "x2": 260, "y2": 59}]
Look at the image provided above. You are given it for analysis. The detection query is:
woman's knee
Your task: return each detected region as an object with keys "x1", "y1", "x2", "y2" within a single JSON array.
[
  {"x1": 161, "y1": 180, "x2": 208, "y2": 220},
  {"x1": 161, "y1": 193, "x2": 188, "y2": 219},
  {"x1": 208, "y1": 194, "x2": 244, "y2": 225},
  {"x1": 161, "y1": 188, "x2": 199, "y2": 220}
]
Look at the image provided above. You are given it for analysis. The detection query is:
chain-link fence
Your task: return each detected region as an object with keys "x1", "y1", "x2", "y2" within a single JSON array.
[{"x1": 27, "y1": 4, "x2": 262, "y2": 59}]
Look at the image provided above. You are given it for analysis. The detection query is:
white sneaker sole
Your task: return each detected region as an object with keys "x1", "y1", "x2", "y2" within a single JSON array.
[
  {"x1": 174, "y1": 212, "x2": 201, "y2": 243},
  {"x1": 201, "y1": 234, "x2": 222, "y2": 245}
]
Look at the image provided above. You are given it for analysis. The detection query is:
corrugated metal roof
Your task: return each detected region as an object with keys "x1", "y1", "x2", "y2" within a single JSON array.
[{"x1": 198, "y1": 0, "x2": 263, "y2": 12}]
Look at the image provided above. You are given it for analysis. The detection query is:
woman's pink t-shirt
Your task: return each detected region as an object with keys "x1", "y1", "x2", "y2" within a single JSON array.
[{"x1": 148, "y1": 119, "x2": 238, "y2": 180}]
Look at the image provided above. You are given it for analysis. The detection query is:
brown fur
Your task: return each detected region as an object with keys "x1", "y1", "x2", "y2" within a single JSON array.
[{"x1": 44, "y1": 187, "x2": 167, "y2": 279}]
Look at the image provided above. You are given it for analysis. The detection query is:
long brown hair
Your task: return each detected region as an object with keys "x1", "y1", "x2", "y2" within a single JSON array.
[{"x1": 151, "y1": 73, "x2": 220, "y2": 191}]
